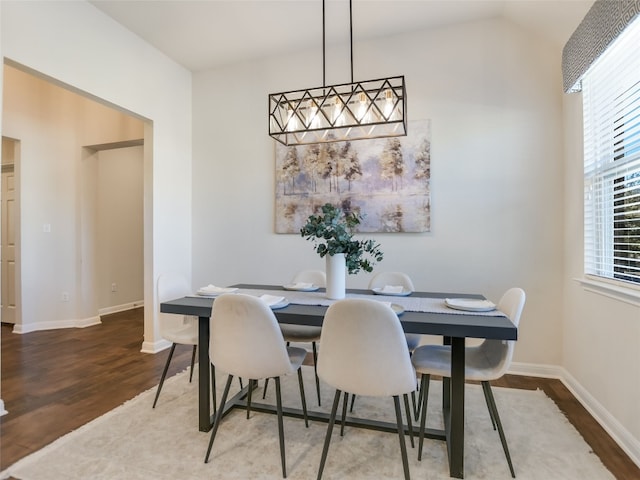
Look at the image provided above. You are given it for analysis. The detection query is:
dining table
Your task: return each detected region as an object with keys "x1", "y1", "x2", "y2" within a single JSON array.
[{"x1": 160, "y1": 284, "x2": 517, "y2": 479}]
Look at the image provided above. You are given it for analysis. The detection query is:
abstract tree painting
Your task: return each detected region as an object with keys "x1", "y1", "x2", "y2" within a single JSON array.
[{"x1": 275, "y1": 119, "x2": 431, "y2": 233}]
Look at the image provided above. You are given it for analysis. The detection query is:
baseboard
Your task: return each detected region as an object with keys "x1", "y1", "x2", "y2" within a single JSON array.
[
  {"x1": 510, "y1": 361, "x2": 640, "y2": 468},
  {"x1": 11, "y1": 302, "x2": 144, "y2": 333},
  {"x1": 560, "y1": 367, "x2": 640, "y2": 468},
  {"x1": 98, "y1": 300, "x2": 144, "y2": 316},
  {"x1": 508, "y1": 361, "x2": 564, "y2": 379},
  {"x1": 0, "y1": 399, "x2": 7, "y2": 417},
  {"x1": 12, "y1": 316, "x2": 102, "y2": 334},
  {"x1": 140, "y1": 338, "x2": 172, "y2": 354}
]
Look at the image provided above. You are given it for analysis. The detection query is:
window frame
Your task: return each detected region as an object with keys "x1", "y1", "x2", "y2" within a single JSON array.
[{"x1": 581, "y1": 16, "x2": 640, "y2": 293}]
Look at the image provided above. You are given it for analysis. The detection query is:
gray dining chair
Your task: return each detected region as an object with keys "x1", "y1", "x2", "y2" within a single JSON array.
[
  {"x1": 153, "y1": 273, "x2": 199, "y2": 408},
  {"x1": 411, "y1": 287, "x2": 526, "y2": 478},
  {"x1": 316, "y1": 298, "x2": 417, "y2": 480},
  {"x1": 264, "y1": 269, "x2": 325, "y2": 406},
  {"x1": 204, "y1": 293, "x2": 309, "y2": 478}
]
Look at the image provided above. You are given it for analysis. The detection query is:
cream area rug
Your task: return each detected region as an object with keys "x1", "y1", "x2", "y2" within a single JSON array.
[{"x1": 1, "y1": 366, "x2": 614, "y2": 480}]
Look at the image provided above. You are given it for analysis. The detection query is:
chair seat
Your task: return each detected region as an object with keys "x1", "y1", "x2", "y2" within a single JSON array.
[
  {"x1": 154, "y1": 274, "x2": 199, "y2": 409},
  {"x1": 287, "y1": 346, "x2": 308, "y2": 370},
  {"x1": 411, "y1": 342, "x2": 508, "y2": 382},
  {"x1": 162, "y1": 323, "x2": 198, "y2": 345},
  {"x1": 281, "y1": 325, "x2": 322, "y2": 342},
  {"x1": 405, "y1": 333, "x2": 421, "y2": 351}
]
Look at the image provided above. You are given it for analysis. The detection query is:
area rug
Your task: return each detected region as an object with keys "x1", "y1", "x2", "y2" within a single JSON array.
[{"x1": 0, "y1": 366, "x2": 614, "y2": 480}]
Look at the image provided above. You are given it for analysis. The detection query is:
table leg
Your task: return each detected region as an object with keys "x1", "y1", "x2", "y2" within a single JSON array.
[
  {"x1": 449, "y1": 337, "x2": 465, "y2": 478},
  {"x1": 198, "y1": 315, "x2": 212, "y2": 432},
  {"x1": 442, "y1": 336, "x2": 451, "y2": 412}
]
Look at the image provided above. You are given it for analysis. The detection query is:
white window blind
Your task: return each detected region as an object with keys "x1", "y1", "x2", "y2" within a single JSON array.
[{"x1": 583, "y1": 16, "x2": 640, "y2": 285}]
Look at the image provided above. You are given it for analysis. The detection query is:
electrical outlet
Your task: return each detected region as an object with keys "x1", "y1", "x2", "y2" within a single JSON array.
[
  {"x1": 61, "y1": 292, "x2": 69, "y2": 302},
  {"x1": 111, "y1": 283, "x2": 117, "y2": 292}
]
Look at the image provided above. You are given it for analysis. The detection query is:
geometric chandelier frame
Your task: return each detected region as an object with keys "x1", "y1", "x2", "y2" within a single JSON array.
[
  {"x1": 268, "y1": 0, "x2": 407, "y2": 146},
  {"x1": 269, "y1": 75, "x2": 406, "y2": 146}
]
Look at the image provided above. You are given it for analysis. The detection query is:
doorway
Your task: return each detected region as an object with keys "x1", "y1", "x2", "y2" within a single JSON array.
[
  {"x1": 1, "y1": 137, "x2": 19, "y2": 325},
  {"x1": 1, "y1": 64, "x2": 145, "y2": 331}
]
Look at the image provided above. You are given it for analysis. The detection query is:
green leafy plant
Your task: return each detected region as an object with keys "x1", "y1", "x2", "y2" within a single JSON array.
[{"x1": 300, "y1": 203, "x2": 384, "y2": 274}]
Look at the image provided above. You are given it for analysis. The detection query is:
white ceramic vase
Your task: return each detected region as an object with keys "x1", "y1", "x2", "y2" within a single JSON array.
[{"x1": 325, "y1": 253, "x2": 346, "y2": 300}]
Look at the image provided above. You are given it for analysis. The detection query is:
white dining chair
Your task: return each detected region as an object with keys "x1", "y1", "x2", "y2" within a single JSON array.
[
  {"x1": 204, "y1": 293, "x2": 309, "y2": 478},
  {"x1": 292, "y1": 269, "x2": 326, "y2": 288},
  {"x1": 411, "y1": 287, "x2": 526, "y2": 478},
  {"x1": 368, "y1": 271, "x2": 421, "y2": 351},
  {"x1": 153, "y1": 273, "x2": 199, "y2": 409},
  {"x1": 316, "y1": 298, "x2": 417, "y2": 480},
  {"x1": 265, "y1": 269, "x2": 325, "y2": 406},
  {"x1": 364, "y1": 271, "x2": 421, "y2": 417}
]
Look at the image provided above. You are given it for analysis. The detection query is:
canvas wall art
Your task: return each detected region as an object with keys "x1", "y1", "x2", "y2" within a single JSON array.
[{"x1": 275, "y1": 119, "x2": 431, "y2": 233}]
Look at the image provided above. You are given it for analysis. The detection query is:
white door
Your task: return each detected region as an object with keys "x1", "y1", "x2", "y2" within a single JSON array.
[{"x1": 1, "y1": 139, "x2": 17, "y2": 324}]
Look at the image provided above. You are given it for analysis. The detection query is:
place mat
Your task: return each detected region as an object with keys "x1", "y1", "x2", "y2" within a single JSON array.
[{"x1": 233, "y1": 288, "x2": 505, "y2": 317}]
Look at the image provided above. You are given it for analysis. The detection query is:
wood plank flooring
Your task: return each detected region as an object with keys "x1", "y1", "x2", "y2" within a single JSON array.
[{"x1": 1, "y1": 308, "x2": 639, "y2": 478}]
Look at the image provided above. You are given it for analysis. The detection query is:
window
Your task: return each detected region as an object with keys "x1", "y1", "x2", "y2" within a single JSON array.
[{"x1": 583, "y1": 16, "x2": 640, "y2": 286}]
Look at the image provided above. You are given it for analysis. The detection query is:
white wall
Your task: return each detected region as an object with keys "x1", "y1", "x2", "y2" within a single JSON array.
[
  {"x1": 192, "y1": 12, "x2": 640, "y2": 462},
  {"x1": 0, "y1": 1, "x2": 192, "y2": 351},
  {"x1": 193, "y1": 18, "x2": 565, "y2": 366},
  {"x1": 96, "y1": 146, "x2": 144, "y2": 311}
]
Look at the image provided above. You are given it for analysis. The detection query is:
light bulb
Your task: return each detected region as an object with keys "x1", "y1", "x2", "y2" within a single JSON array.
[
  {"x1": 333, "y1": 96, "x2": 344, "y2": 126},
  {"x1": 357, "y1": 92, "x2": 369, "y2": 123},
  {"x1": 308, "y1": 101, "x2": 320, "y2": 129},
  {"x1": 286, "y1": 106, "x2": 298, "y2": 132},
  {"x1": 383, "y1": 89, "x2": 395, "y2": 120}
]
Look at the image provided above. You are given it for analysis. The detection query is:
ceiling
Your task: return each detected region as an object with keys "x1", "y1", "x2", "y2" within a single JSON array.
[{"x1": 90, "y1": 0, "x2": 594, "y2": 73}]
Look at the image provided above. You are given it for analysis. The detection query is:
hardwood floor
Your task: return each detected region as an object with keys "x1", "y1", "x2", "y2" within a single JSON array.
[
  {"x1": 1, "y1": 309, "x2": 639, "y2": 478},
  {"x1": 0, "y1": 308, "x2": 193, "y2": 471}
]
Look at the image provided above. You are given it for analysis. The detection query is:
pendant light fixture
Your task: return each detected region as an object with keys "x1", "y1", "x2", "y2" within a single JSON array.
[{"x1": 268, "y1": 0, "x2": 407, "y2": 146}]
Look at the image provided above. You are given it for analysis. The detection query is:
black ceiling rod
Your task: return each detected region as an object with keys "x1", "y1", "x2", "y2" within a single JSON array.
[
  {"x1": 323, "y1": 0, "x2": 326, "y2": 87},
  {"x1": 350, "y1": 0, "x2": 353, "y2": 83}
]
